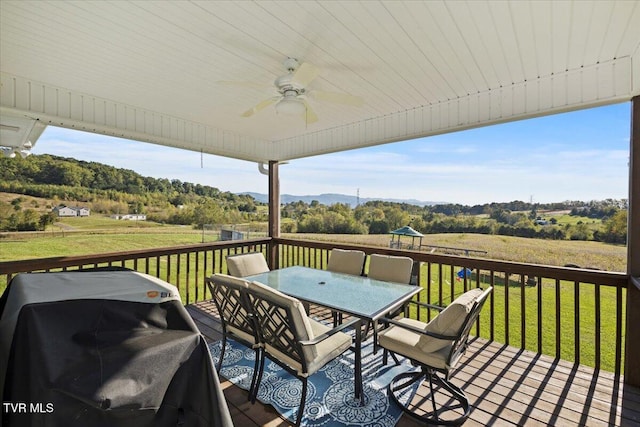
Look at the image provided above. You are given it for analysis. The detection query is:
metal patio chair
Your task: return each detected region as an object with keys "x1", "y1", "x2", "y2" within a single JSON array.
[
  {"x1": 246, "y1": 279, "x2": 360, "y2": 426},
  {"x1": 226, "y1": 252, "x2": 270, "y2": 277},
  {"x1": 367, "y1": 253, "x2": 414, "y2": 284},
  {"x1": 378, "y1": 286, "x2": 493, "y2": 425},
  {"x1": 327, "y1": 248, "x2": 366, "y2": 325},
  {"x1": 365, "y1": 253, "x2": 415, "y2": 341},
  {"x1": 206, "y1": 274, "x2": 263, "y2": 403},
  {"x1": 327, "y1": 248, "x2": 366, "y2": 276}
]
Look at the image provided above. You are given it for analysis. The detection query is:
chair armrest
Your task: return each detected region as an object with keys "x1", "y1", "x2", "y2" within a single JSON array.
[
  {"x1": 411, "y1": 300, "x2": 445, "y2": 311},
  {"x1": 299, "y1": 318, "x2": 362, "y2": 346},
  {"x1": 379, "y1": 317, "x2": 458, "y2": 341}
]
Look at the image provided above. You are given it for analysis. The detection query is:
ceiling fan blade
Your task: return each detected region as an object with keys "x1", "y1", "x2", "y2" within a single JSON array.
[
  {"x1": 302, "y1": 99, "x2": 318, "y2": 124},
  {"x1": 309, "y1": 90, "x2": 364, "y2": 107},
  {"x1": 291, "y1": 62, "x2": 319, "y2": 87},
  {"x1": 242, "y1": 98, "x2": 278, "y2": 117}
]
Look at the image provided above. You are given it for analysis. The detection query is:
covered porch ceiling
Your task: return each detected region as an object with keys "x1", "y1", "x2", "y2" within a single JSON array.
[{"x1": 1, "y1": 0, "x2": 639, "y2": 163}]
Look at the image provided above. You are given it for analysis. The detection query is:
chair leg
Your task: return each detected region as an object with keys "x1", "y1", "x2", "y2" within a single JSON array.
[
  {"x1": 332, "y1": 311, "x2": 346, "y2": 327},
  {"x1": 427, "y1": 370, "x2": 439, "y2": 418},
  {"x1": 363, "y1": 320, "x2": 371, "y2": 337},
  {"x1": 428, "y1": 370, "x2": 470, "y2": 420},
  {"x1": 295, "y1": 378, "x2": 308, "y2": 426},
  {"x1": 216, "y1": 336, "x2": 227, "y2": 372},
  {"x1": 248, "y1": 348, "x2": 262, "y2": 403},
  {"x1": 250, "y1": 350, "x2": 266, "y2": 404},
  {"x1": 381, "y1": 348, "x2": 401, "y2": 366}
]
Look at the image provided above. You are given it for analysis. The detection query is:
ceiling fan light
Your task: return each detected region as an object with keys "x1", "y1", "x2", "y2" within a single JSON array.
[{"x1": 275, "y1": 97, "x2": 305, "y2": 116}]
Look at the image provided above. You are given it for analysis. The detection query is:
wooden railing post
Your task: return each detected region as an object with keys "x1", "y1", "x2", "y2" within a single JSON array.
[
  {"x1": 625, "y1": 96, "x2": 640, "y2": 386},
  {"x1": 268, "y1": 160, "x2": 280, "y2": 269}
]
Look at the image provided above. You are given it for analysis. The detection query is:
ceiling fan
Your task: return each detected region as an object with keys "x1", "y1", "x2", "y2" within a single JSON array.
[{"x1": 223, "y1": 58, "x2": 363, "y2": 124}]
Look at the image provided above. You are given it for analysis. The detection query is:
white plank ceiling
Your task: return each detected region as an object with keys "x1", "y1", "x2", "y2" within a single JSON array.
[{"x1": 1, "y1": 0, "x2": 639, "y2": 162}]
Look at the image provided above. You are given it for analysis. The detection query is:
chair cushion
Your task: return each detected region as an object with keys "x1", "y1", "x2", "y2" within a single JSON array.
[
  {"x1": 418, "y1": 288, "x2": 484, "y2": 353},
  {"x1": 327, "y1": 249, "x2": 366, "y2": 275},
  {"x1": 227, "y1": 252, "x2": 269, "y2": 277},
  {"x1": 305, "y1": 319, "x2": 352, "y2": 375},
  {"x1": 268, "y1": 318, "x2": 352, "y2": 376},
  {"x1": 367, "y1": 254, "x2": 413, "y2": 283},
  {"x1": 378, "y1": 318, "x2": 449, "y2": 370}
]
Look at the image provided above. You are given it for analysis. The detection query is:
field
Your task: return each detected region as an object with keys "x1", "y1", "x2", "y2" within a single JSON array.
[
  {"x1": 287, "y1": 232, "x2": 626, "y2": 272},
  {"x1": 2, "y1": 192, "x2": 622, "y2": 269},
  {"x1": 0, "y1": 220, "x2": 628, "y2": 372},
  {"x1": 1, "y1": 225, "x2": 626, "y2": 272},
  {"x1": 0, "y1": 215, "x2": 267, "y2": 261}
]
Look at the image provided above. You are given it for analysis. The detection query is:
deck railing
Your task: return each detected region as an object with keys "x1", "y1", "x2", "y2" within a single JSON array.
[
  {"x1": 0, "y1": 236, "x2": 628, "y2": 376},
  {"x1": 273, "y1": 237, "x2": 628, "y2": 376},
  {"x1": 0, "y1": 238, "x2": 271, "y2": 305}
]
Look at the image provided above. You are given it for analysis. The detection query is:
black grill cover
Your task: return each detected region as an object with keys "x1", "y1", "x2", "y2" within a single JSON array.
[{"x1": 0, "y1": 270, "x2": 232, "y2": 427}]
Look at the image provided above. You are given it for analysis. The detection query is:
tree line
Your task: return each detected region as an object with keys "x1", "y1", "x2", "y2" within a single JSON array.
[
  {"x1": 0, "y1": 154, "x2": 628, "y2": 244},
  {"x1": 283, "y1": 199, "x2": 627, "y2": 244},
  {"x1": 0, "y1": 154, "x2": 264, "y2": 231}
]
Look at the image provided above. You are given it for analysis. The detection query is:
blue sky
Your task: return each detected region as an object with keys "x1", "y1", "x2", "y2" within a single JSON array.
[{"x1": 31, "y1": 103, "x2": 630, "y2": 206}]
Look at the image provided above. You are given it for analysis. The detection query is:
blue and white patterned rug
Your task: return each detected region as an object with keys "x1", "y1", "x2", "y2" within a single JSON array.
[{"x1": 208, "y1": 336, "x2": 418, "y2": 426}]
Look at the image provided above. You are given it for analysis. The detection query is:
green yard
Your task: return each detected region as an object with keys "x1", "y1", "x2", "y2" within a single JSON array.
[{"x1": 1, "y1": 226, "x2": 627, "y2": 372}]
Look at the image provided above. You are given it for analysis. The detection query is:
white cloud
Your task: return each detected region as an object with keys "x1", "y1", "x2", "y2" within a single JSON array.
[
  {"x1": 30, "y1": 105, "x2": 630, "y2": 206},
  {"x1": 33, "y1": 128, "x2": 268, "y2": 193}
]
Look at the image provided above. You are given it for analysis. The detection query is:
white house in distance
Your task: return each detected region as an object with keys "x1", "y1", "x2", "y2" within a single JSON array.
[
  {"x1": 53, "y1": 206, "x2": 90, "y2": 217},
  {"x1": 110, "y1": 214, "x2": 147, "y2": 221}
]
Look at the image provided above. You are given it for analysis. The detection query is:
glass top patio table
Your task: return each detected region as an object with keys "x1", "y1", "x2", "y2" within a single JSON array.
[
  {"x1": 246, "y1": 265, "x2": 421, "y2": 322},
  {"x1": 246, "y1": 265, "x2": 421, "y2": 403}
]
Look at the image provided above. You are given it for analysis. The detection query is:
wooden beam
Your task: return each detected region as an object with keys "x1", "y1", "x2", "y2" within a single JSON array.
[
  {"x1": 625, "y1": 96, "x2": 640, "y2": 386},
  {"x1": 268, "y1": 161, "x2": 280, "y2": 269}
]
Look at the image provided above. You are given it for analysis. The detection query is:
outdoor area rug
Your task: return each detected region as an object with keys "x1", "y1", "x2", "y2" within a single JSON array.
[{"x1": 208, "y1": 336, "x2": 418, "y2": 426}]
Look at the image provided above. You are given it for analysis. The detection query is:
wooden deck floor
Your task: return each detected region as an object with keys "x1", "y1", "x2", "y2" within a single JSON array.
[{"x1": 187, "y1": 301, "x2": 640, "y2": 427}]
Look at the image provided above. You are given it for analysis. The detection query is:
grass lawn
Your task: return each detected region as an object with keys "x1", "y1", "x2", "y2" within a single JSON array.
[
  {"x1": 54, "y1": 215, "x2": 166, "y2": 230},
  {"x1": 0, "y1": 232, "x2": 206, "y2": 261},
  {"x1": 1, "y1": 227, "x2": 627, "y2": 373}
]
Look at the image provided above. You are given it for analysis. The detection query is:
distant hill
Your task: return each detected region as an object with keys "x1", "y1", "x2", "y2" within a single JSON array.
[{"x1": 240, "y1": 192, "x2": 444, "y2": 207}]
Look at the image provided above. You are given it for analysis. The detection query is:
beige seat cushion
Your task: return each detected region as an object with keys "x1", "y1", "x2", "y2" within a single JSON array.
[
  {"x1": 327, "y1": 249, "x2": 366, "y2": 275},
  {"x1": 304, "y1": 319, "x2": 352, "y2": 375},
  {"x1": 418, "y1": 288, "x2": 484, "y2": 353},
  {"x1": 247, "y1": 280, "x2": 351, "y2": 377},
  {"x1": 367, "y1": 254, "x2": 413, "y2": 283},
  {"x1": 226, "y1": 252, "x2": 269, "y2": 277},
  {"x1": 378, "y1": 288, "x2": 484, "y2": 369},
  {"x1": 378, "y1": 317, "x2": 450, "y2": 370},
  {"x1": 267, "y1": 318, "x2": 352, "y2": 377}
]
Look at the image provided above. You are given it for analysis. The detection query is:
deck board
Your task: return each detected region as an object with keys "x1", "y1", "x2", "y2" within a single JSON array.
[{"x1": 186, "y1": 301, "x2": 640, "y2": 427}]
